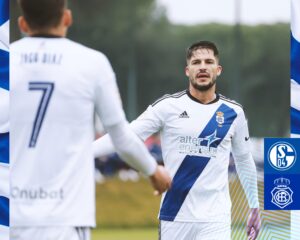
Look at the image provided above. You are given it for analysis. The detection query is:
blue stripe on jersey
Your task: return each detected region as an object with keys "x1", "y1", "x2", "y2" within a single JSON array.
[
  {"x1": 0, "y1": 133, "x2": 9, "y2": 164},
  {"x1": 198, "y1": 104, "x2": 238, "y2": 148},
  {"x1": 159, "y1": 156, "x2": 210, "y2": 221},
  {"x1": 291, "y1": 33, "x2": 300, "y2": 84},
  {"x1": 291, "y1": 107, "x2": 300, "y2": 134},
  {"x1": 0, "y1": 49, "x2": 9, "y2": 90},
  {"x1": 159, "y1": 104, "x2": 237, "y2": 221},
  {"x1": 0, "y1": 196, "x2": 9, "y2": 227},
  {"x1": 0, "y1": 0, "x2": 8, "y2": 25}
]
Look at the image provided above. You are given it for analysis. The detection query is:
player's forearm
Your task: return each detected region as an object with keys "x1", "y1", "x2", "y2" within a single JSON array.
[
  {"x1": 233, "y1": 152, "x2": 259, "y2": 208},
  {"x1": 93, "y1": 119, "x2": 153, "y2": 158},
  {"x1": 93, "y1": 134, "x2": 115, "y2": 158},
  {"x1": 104, "y1": 121, "x2": 157, "y2": 176}
]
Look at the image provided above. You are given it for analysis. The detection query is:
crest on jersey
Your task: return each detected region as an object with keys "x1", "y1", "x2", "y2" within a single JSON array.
[{"x1": 216, "y1": 111, "x2": 224, "y2": 127}]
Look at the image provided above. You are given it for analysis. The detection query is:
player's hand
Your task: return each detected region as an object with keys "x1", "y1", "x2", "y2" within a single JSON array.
[
  {"x1": 247, "y1": 208, "x2": 261, "y2": 240},
  {"x1": 149, "y1": 165, "x2": 171, "y2": 195}
]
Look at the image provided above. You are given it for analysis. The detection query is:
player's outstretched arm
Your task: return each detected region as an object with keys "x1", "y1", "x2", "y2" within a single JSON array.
[
  {"x1": 105, "y1": 121, "x2": 171, "y2": 193},
  {"x1": 93, "y1": 53, "x2": 170, "y2": 193},
  {"x1": 247, "y1": 208, "x2": 261, "y2": 240},
  {"x1": 93, "y1": 131, "x2": 171, "y2": 194},
  {"x1": 93, "y1": 134, "x2": 114, "y2": 158}
]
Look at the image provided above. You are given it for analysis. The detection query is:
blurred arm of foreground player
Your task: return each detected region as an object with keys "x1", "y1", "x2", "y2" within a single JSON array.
[
  {"x1": 93, "y1": 55, "x2": 171, "y2": 195},
  {"x1": 105, "y1": 121, "x2": 171, "y2": 195}
]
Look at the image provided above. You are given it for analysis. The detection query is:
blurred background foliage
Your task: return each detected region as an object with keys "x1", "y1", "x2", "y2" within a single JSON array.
[{"x1": 11, "y1": 0, "x2": 289, "y2": 136}]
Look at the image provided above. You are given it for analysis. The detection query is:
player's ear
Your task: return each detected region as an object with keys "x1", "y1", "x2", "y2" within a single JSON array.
[
  {"x1": 62, "y1": 9, "x2": 73, "y2": 28},
  {"x1": 185, "y1": 66, "x2": 190, "y2": 77},
  {"x1": 18, "y1": 16, "x2": 29, "y2": 34},
  {"x1": 217, "y1": 65, "x2": 222, "y2": 76}
]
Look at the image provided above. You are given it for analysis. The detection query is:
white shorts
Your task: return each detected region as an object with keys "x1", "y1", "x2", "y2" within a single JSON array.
[
  {"x1": 0, "y1": 225, "x2": 9, "y2": 240},
  {"x1": 10, "y1": 227, "x2": 90, "y2": 240},
  {"x1": 159, "y1": 221, "x2": 231, "y2": 240}
]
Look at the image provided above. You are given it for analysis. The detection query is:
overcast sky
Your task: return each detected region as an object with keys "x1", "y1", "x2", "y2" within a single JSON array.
[{"x1": 157, "y1": 0, "x2": 290, "y2": 25}]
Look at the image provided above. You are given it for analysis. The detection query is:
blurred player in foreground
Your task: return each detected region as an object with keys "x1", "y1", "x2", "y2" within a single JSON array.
[
  {"x1": 10, "y1": 0, "x2": 171, "y2": 239},
  {"x1": 94, "y1": 41, "x2": 261, "y2": 240}
]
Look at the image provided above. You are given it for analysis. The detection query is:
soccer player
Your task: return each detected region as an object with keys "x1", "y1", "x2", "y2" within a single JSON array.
[
  {"x1": 0, "y1": 0, "x2": 9, "y2": 239},
  {"x1": 10, "y1": 0, "x2": 171, "y2": 239},
  {"x1": 94, "y1": 41, "x2": 261, "y2": 240}
]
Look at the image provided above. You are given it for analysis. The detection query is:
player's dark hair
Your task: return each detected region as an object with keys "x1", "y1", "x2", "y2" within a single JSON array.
[
  {"x1": 186, "y1": 41, "x2": 219, "y2": 63},
  {"x1": 18, "y1": 0, "x2": 67, "y2": 30}
]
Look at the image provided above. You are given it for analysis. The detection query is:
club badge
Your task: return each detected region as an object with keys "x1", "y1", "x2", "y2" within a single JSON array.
[
  {"x1": 271, "y1": 177, "x2": 293, "y2": 209},
  {"x1": 216, "y1": 111, "x2": 224, "y2": 127},
  {"x1": 268, "y1": 142, "x2": 296, "y2": 171}
]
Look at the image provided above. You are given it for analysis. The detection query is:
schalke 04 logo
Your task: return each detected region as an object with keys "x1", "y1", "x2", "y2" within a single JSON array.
[{"x1": 268, "y1": 142, "x2": 297, "y2": 171}]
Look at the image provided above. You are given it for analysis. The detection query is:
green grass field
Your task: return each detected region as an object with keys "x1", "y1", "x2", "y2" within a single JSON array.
[
  {"x1": 91, "y1": 227, "x2": 248, "y2": 240},
  {"x1": 92, "y1": 228, "x2": 157, "y2": 240}
]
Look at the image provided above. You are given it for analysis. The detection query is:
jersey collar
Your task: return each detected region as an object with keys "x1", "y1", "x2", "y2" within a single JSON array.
[
  {"x1": 31, "y1": 34, "x2": 63, "y2": 38},
  {"x1": 186, "y1": 89, "x2": 220, "y2": 105}
]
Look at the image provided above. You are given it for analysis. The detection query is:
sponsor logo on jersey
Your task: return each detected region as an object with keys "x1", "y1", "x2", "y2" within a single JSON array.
[
  {"x1": 216, "y1": 111, "x2": 224, "y2": 127},
  {"x1": 271, "y1": 177, "x2": 293, "y2": 209},
  {"x1": 11, "y1": 187, "x2": 64, "y2": 200},
  {"x1": 178, "y1": 130, "x2": 220, "y2": 157},
  {"x1": 268, "y1": 142, "x2": 296, "y2": 171}
]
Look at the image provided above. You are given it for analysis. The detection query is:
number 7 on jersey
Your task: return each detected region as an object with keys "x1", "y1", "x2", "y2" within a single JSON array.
[{"x1": 28, "y1": 82, "x2": 55, "y2": 148}]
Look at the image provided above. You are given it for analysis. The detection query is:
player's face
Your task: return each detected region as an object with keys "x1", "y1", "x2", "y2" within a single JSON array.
[{"x1": 185, "y1": 48, "x2": 222, "y2": 92}]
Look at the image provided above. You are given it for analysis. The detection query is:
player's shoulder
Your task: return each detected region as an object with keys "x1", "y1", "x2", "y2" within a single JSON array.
[
  {"x1": 64, "y1": 39, "x2": 109, "y2": 63},
  {"x1": 218, "y1": 94, "x2": 244, "y2": 112},
  {"x1": 151, "y1": 90, "x2": 187, "y2": 107},
  {"x1": 12, "y1": 38, "x2": 108, "y2": 62},
  {"x1": 10, "y1": 38, "x2": 26, "y2": 50}
]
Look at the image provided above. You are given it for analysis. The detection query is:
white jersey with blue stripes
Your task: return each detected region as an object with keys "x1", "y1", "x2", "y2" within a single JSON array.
[
  {"x1": 10, "y1": 37, "x2": 125, "y2": 227},
  {"x1": 131, "y1": 90, "x2": 256, "y2": 222},
  {"x1": 0, "y1": 0, "x2": 9, "y2": 238}
]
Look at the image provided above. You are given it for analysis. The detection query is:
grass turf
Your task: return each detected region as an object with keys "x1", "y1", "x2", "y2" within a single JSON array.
[{"x1": 91, "y1": 228, "x2": 158, "y2": 240}]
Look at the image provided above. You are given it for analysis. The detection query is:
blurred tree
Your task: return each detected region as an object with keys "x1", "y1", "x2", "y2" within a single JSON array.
[{"x1": 241, "y1": 24, "x2": 289, "y2": 136}]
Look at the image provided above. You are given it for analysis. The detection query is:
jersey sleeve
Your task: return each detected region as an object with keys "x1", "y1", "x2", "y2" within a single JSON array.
[
  {"x1": 92, "y1": 54, "x2": 158, "y2": 176},
  {"x1": 93, "y1": 103, "x2": 164, "y2": 158},
  {"x1": 93, "y1": 54, "x2": 126, "y2": 128},
  {"x1": 105, "y1": 121, "x2": 157, "y2": 176},
  {"x1": 231, "y1": 110, "x2": 259, "y2": 208},
  {"x1": 130, "y1": 104, "x2": 164, "y2": 141}
]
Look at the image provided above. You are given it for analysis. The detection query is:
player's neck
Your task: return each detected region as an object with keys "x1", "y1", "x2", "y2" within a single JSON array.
[
  {"x1": 28, "y1": 26, "x2": 67, "y2": 38},
  {"x1": 189, "y1": 86, "x2": 216, "y2": 104}
]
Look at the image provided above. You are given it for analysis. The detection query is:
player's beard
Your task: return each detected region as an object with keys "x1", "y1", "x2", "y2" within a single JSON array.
[{"x1": 190, "y1": 76, "x2": 217, "y2": 92}]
